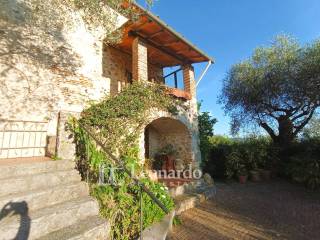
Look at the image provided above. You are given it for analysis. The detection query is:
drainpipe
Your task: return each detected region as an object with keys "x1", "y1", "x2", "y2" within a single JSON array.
[{"x1": 196, "y1": 60, "x2": 212, "y2": 87}]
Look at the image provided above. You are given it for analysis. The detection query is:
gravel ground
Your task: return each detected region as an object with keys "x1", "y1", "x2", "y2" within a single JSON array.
[{"x1": 168, "y1": 180, "x2": 320, "y2": 240}]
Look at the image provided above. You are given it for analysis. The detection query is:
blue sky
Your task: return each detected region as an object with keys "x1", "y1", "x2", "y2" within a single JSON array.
[{"x1": 139, "y1": 0, "x2": 320, "y2": 135}]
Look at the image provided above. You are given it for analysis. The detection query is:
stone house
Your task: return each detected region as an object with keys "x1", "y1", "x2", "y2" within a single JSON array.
[
  {"x1": 0, "y1": 1, "x2": 214, "y2": 239},
  {"x1": 0, "y1": 2, "x2": 213, "y2": 169}
]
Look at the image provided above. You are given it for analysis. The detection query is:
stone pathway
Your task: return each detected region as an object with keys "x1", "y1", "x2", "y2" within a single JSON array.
[{"x1": 168, "y1": 181, "x2": 320, "y2": 240}]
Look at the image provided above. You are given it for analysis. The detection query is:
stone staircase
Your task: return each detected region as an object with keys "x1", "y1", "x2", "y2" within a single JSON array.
[
  {"x1": 168, "y1": 179, "x2": 216, "y2": 215},
  {"x1": 0, "y1": 159, "x2": 108, "y2": 240},
  {"x1": 141, "y1": 178, "x2": 216, "y2": 240}
]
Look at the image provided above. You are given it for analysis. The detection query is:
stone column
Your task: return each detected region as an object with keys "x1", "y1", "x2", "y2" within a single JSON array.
[
  {"x1": 183, "y1": 64, "x2": 196, "y2": 99},
  {"x1": 132, "y1": 37, "x2": 148, "y2": 82},
  {"x1": 56, "y1": 111, "x2": 80, "y2": 161}
]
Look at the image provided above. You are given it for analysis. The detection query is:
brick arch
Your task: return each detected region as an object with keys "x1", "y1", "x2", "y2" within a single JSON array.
[{"x1": 143, "y1": 116, "x2": 193, "y2": 167}]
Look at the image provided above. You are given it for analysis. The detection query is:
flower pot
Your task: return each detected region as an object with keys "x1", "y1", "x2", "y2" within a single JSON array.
[
  {"x1": 161, "y1": 154, "x2": 175, "y2": 172},
  {"x1": 250, "y1": 170, "x2": 261, "y2": 182},
  {"x1": 238, "y1": 175, "x2": 248, "y2": 184},
  {"x1": 260, "y1": 170, "x2": 271, "y2": 180}
]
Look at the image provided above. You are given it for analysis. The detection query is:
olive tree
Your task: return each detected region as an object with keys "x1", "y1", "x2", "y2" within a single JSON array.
[
  {"x1": 220, "y1": 36, "x2": 320, "y2": 147},
  {"x1": 303, "y1": 115, "x2": 320, "y2": 139}
]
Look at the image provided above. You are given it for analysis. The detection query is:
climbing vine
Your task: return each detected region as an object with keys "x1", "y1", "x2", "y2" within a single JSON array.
[
  {"x1": 79, "y1": 81, "x2": 181, "y2": 159},
  {"x1": 69, "y1": 82, "x2": 182, "y2": 239}
]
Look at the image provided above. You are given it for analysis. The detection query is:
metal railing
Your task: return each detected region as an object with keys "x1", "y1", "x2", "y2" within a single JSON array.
[
  {"x1": 77, "y1": 121, "x2": 170, "y2": 239},
  {"x1": 163, "y1": 68, "x2": 182, "y2": 89},
  {"x1": 0, "y1": 119, "x2": 47, "y2": 159}
]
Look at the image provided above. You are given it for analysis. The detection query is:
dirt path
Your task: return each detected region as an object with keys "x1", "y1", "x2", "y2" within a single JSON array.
[{"x1": 168, "y1": 181, "x2": 320, "y2": 240}]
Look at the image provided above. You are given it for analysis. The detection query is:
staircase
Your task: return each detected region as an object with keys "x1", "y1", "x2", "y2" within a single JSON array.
[
  {"x1": 141, "y1": 178, "x2": 216, "y2": 240},
  {"x1": 0, "y1": 158, "x2": 108, "y2": 240},
  {"x1": 159, "y1": 178, "x2": 216, "y2": 215}
]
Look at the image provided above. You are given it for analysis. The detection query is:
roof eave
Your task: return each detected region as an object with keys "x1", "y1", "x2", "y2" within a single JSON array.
[{"x1": 132, "y1": 3, "x2": 215, "y2": 64}]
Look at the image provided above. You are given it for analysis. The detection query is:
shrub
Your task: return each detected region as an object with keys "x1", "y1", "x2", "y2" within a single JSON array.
[
  {"x1": 204, "y1": 136, "x2": 270, "y2": 179},
  {"x1": 198, "y1": 104, "x2": 217, "y2": 165},
  {"x1": 204, "y1": 136, "x2": 234, "y2": 179},
  {"x1": 285, "y1": 138, "x2": 320, "y2": 189},
  {"x1": 204, "y1": 134, "x2": 320, "y2": 189},
  {"x1": 69, "y1": 82, "x2": 178, "y2": 239}
]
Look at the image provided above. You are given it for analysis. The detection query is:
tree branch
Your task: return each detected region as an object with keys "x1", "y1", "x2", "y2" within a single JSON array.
[
  {"x1": 293, "y1": 108, "x2": 316, "y2": 136},
  {"x1": 260, "y1": 121, "x2": 277, "y2": 140}
]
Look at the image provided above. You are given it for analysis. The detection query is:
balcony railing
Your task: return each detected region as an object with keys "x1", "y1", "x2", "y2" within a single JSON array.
[
  {"x1": 167, "y1": 87, "x2": 191, "y2": 100},
  {"x1": 163, "y1": 68, "x2": 191, "y2": 100}
]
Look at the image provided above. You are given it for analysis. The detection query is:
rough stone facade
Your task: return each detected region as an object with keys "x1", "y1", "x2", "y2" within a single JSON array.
[
  {"x1": 140, "y1": 105, "x2": 201, "y2": 168},
  {"x1": 0, "y1": 0, "x2": 201, "y2": 167},
  {"x1": 145, "y1": 118, "x2": 193, "y2": 165},
  {"x1": 102, "y1": 46, "x2": 163, "y2": 95}
]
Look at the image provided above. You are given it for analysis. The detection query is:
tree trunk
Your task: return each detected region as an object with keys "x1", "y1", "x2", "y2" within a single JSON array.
[{"x1": 275, "y1": 116, "x2": 295, "y2": 148}]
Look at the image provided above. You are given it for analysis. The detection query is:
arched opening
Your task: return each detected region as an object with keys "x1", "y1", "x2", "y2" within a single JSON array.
[{"x1": 144, "y1": 117, "x2": 193, "y2": 171}]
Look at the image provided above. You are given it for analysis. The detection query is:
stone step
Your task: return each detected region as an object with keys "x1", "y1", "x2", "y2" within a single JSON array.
[
  {"x1": 36, "y1": 215, "x2": 109, "y2": 240},
  {"x1": 0, "y1": 182, "x2": 88, "y2": 212},
  {"x1": 168, "y1": 179, "x2": 204, "y2": 198},
  {"x1": 141, "y1": 211, "x2": 175, "y2": 240},
  {"x1": 174, "y1": 185, "x2": 216, "y2": 215},
  {"x1": 0, "y1": 196, "x2": 100, "y2": 240},
  {"x1": 0, "y1": 169, "x2": 81, "y2": 197},
  {"x1": 0, "y1": 160, "x2": 75, "y2": 180}
]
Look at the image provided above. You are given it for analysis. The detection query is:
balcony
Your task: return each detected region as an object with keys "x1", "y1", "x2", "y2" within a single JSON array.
[
  {"x1": 167, "y1": 87, "x2": 191, "y2": 101},
  {"x1": 110, "y1": 4, "x2": 212, "y2": 99}
]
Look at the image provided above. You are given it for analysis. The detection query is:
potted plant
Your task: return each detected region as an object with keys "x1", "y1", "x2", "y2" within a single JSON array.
[
  {"x1": 157, "y1": 144, "x2": 177, "y2": 172},
  {"x1": 244, "y1": 149, "x2": 261, "y2": 182},
  {"x1": 258, "y1": 157, "x2": 272, "y2": 180},
  {"x1": 260, "y1": 169, "x2": 271, "y2": 180},
  {"x1": 237, "y1": 165, "x2": 248, "y2": 184}
]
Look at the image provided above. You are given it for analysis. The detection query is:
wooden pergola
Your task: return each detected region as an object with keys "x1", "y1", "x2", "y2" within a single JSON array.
[{"x1": 117, "y1": 4, "x2": 213, "y2": 67}]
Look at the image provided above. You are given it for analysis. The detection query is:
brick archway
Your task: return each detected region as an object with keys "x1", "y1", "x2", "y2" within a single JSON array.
[{"x1": 144, "y1": 117, "x2": 193, "y2": 167}]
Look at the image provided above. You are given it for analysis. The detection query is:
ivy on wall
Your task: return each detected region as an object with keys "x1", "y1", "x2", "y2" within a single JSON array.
[{"x1": 69, "y1": 82, "x2": 181, "y2": 239}]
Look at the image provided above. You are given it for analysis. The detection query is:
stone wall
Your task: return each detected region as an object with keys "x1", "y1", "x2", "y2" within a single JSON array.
[
  {"x1": 103, "y1": 46, "x2": 164, "y2": 95},
  {"x1": 0, "y1": 0, "x2": 199, "y2": 163},
  {"x1": 0, "y1": 0, "x2": 115, "y2": 136},
  {"x1": 140, "y1": 105, "x2": 201, "y2": 168}
]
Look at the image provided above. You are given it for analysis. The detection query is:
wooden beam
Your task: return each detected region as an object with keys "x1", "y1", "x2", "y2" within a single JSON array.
[
  {"x1": 133, "y1": 19, "x2": 152, "y2": 31},
  {"x1": 163, "y1": 40, "x2": 180, "y2": 47},
  {"x1": 147, "y1": 29, "x2": 164, "y2": 39},
  {"x1": 129, "y1": 31, "x2": 187, "y2": 64},
  {"x1": 175, "y1": 49, "x2": 190, "y2": 55}
]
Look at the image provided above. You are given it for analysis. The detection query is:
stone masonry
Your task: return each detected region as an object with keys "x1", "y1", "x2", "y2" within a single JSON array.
[{"x1": 0, "y1": 0, "x2": 201, "y2": 167}]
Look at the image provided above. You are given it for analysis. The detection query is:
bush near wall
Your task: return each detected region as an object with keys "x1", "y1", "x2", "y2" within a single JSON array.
[
  {"x1": 203, "y1": 135, "x2": 320, "y2": 190},
  {"x1": 285, "y1": 138, "x2": 320, "y2": 190},
  {"x1": 69, "y1": 82, "x2": 177, "y2": 239},
  {"x1": 204, "y1": 136, "x2": 271, "y2": 179}
]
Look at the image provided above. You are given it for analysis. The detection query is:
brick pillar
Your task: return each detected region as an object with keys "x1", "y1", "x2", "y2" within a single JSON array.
[
  {"x1": 132, "y1": 37, "x2": 148, "y2": 82},
  {"x1": 183, "y1": 64, "x2": 196, "y2": 98}
]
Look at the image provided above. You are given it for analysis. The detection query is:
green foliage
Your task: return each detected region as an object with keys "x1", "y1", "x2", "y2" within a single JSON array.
[
  {"x1": 79, "y1": 82, "x2": 180, "y2": 157},
  {"x1": 220, "y1": 35, "x2": 320, "y2": 146},
  {"x1": 302, "y1": 115, "x2": 320, "y2": 139},
  {"x1": 92, "y1": 178, "x2": 174, "y2": 240},
  {"x1": 198, "y1": 103, "x2": 217, "y2": 165},
  {"x1": 69, "y1": 82, "x2": 178, "y2": 239},
  {"x1": 173, "y1": 216, "x2": 182, "y2": 226},
  {"x1": 224, "y1": 137, "x2": 270, "y2": 179},
  {"x1": 205, "y1": 134, "x2": 320, "y2": 189},
  {"x1": 157, "y1": 144, "x2": 178, "y2": 156},
  {"x1": 51, "y1": 154, "x2": 62, "y2": 161},
  {"x1": 285, "y1": 138, "x2": 320, "y2": 190},
  {"x1": 204, "y1": 136, "x2": 271, "y2": 179},
  {"x1": 71, "y1": 121, "x2": 175, "y2": 239}
]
